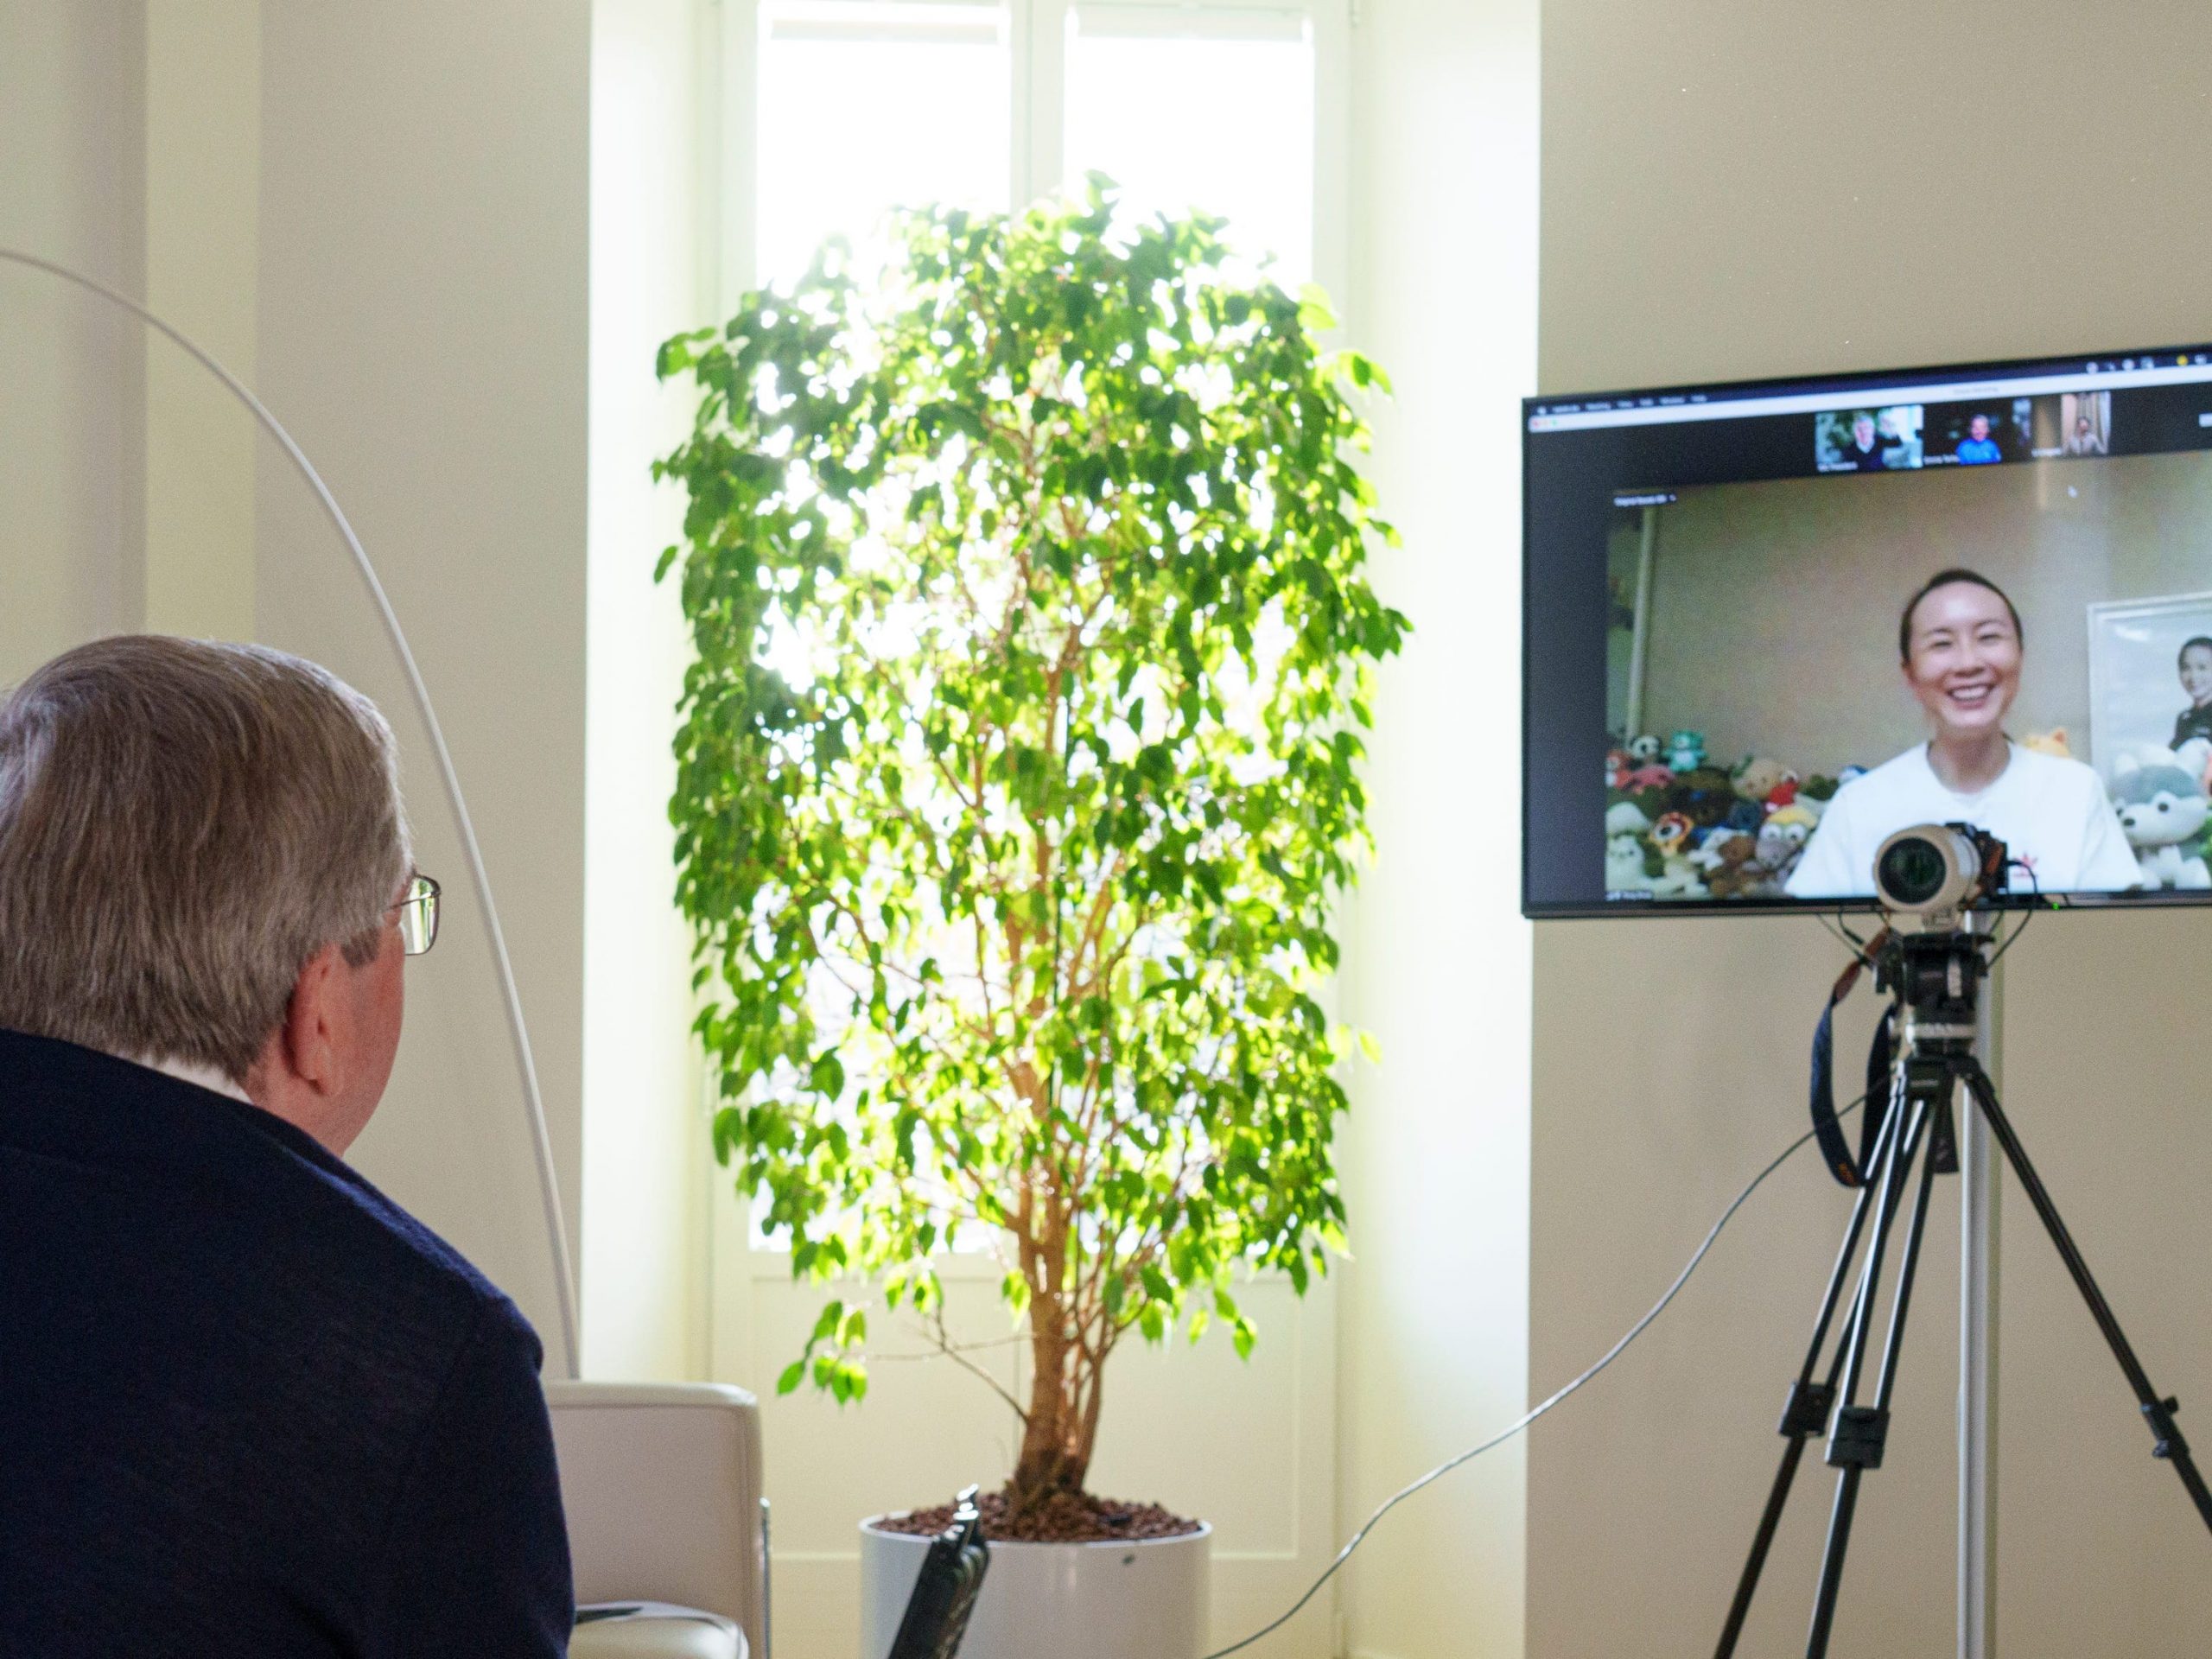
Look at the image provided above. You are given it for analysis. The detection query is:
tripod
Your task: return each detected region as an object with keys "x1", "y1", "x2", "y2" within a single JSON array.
[{"x1": 1713, "y1": 924, "x2": 2212, "y2": 1658}]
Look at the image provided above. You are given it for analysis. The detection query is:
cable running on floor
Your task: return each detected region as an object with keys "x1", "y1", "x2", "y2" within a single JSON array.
[{"x1": 1204, "y1": 1093, "x2": 1867, "y2": 1658}]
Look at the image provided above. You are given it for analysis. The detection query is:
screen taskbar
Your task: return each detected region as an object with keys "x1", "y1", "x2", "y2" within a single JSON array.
[{"x1": 1528, "y1": 346, "x2": 2212, "y2": 432}]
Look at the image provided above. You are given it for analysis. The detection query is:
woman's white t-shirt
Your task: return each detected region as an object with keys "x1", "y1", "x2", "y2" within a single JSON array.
[{"x1": 1786, "y1": 742, "x2": 2140, "y2": 899}]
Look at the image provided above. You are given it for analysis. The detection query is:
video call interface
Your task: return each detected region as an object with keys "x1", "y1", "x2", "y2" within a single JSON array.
[{"x1": 1522, "y1": 347, "x2": 2212, "y2": 917}]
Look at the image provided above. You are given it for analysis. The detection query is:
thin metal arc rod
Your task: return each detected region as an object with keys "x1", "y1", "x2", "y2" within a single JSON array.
[{"x1": 0, "y1": 245, "x2": 582, "y2": 1377}]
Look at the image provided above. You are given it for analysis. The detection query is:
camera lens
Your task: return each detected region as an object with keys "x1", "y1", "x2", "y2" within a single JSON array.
[{"x1": 1878, "y1": 836, "x2": 1948, "y2": 906}]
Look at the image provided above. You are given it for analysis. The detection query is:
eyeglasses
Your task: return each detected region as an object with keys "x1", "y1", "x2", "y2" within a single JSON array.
[{"x1": 392, "y1": 874, "x2": 442, "y2": 957}]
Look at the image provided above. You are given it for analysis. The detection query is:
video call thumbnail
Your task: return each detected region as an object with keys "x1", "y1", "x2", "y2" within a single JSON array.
[{"x1": 1816, "y1": 404, "x2": 1923, "y2": 473}]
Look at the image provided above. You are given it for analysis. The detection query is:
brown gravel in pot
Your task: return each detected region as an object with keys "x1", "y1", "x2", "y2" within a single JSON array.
[{"x1": 876, "y1": 1487, "x2": 1202, "y2": 1544}]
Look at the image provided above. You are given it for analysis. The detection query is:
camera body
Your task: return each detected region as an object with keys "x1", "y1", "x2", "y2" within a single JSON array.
[{"x1": 1873, "y1": 823, "x2": 2010, "y2": 932}]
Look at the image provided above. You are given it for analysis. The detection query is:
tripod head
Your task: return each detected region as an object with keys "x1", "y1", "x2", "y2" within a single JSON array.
[
  {"x1": 1873, "y1": 927, "x2": 1988, "y2": 1055},
  {"x1": 1869, "y1": 821, "x2": 2008, "y2": 1056}
]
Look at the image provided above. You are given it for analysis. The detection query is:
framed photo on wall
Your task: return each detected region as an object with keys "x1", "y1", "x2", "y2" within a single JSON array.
[{"x1": 2087, "y1": 589, "x2": 2212, "y2": 780}]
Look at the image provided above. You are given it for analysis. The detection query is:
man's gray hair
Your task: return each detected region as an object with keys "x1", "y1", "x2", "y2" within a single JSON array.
[{"x1": 0, "y1": 636, "x2": 410, "y2": 1083}]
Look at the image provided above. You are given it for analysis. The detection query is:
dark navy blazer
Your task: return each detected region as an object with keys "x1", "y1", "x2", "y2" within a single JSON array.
[{"x1": 0, "y1": 1027, "x2": 572, "y2": 1656}]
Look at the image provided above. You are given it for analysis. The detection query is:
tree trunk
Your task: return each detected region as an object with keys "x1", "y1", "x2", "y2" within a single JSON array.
[{"x1": 1009, "y1": 1285, "x2": 1092, "y2": 1511}]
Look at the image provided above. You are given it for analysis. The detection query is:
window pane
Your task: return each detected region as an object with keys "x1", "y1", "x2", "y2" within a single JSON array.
[
  {"x1": 754, "y1": 2, "x2": 1011, "y2": 288},
  {"x1": 1064, "y1": 7, "x2": 1317, "y2": 288}
]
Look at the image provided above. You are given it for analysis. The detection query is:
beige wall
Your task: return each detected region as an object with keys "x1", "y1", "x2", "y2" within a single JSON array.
[
  {"x1": 1536, "y1": 4, "x2": 2212, "y2": 1656},
  {"x1": 253, "y1": 1, "x2": 593, "y2": 1366},
  {"x1": 1632, "y1": 455, "x2": 2212, "y2": 775},
  {"x1": 143, "y1": 0, "x2": 258, "y2": 640},
  {"x1": 1337, "y1": 1, "x2": 1538, "y2": 1656},
  {"x1": 0, "y1": 2, "x2": 145, "y2": 678}
]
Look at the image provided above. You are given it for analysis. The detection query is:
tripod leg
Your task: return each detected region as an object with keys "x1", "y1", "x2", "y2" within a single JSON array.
[
  {"x1": 1714, "y1": 1095, "x2": 1905, "y2": 1659},
  {"x1": 1804, "y1": 1096, "x2": 1936, "y2": 1659},
  {"x1": 1965, "y1": 1065, "x2": 2212, "y2": 1535}
]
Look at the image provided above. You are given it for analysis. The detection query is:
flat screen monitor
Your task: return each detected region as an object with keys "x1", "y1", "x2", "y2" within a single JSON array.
[{"x1": 1524, "y1": 343, "x2": 2212, "y2": 918}]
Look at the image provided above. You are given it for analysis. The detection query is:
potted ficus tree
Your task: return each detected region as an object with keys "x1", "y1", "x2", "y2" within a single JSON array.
[{"x1": 652, "y1": 181, "x2": 1403, "y2": 1659}]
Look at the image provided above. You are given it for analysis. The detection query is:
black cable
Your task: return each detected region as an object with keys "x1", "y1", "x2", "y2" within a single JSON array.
[
  {"x1": 1816, "y1": 910, "x2": 1876, "y2": 969},
  {"x1": 1987, "y1": 859, "x2": 2041, "y2": 969},
  {"x1": 1201, "y1": 1095, "x2": 1868, "y2": 1659}
]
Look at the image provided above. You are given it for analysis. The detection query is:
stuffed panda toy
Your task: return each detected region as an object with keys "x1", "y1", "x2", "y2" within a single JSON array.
[{"x1": 2111, "y1": 753, "x2": 2212, "y2": 890}]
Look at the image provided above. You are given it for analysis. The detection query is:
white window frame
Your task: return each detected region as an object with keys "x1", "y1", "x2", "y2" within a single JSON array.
[{"x1": 706, "y1": 0, "x2": 1351, "y2": 320}]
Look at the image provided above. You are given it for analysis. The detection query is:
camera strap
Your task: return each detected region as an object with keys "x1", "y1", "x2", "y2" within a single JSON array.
[{"x1": 1808, "y1": 934, "x2": 1894, "y2": 1188}]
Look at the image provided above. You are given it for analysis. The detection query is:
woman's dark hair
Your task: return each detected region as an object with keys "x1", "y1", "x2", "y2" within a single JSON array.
[
  {"x1": 1898, "y1": 569, "x2": 2024, "y2": 663},
  {"x1": 2178, "y1": 636, "x2": 2212, "y2": 669}
]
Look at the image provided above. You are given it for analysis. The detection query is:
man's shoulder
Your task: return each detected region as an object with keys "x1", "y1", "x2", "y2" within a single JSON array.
[
  {"x1": 290, "y1": 1128, "x2": 523, "y2": 1321},
  {"x1": 0, "y1": 1030, "x2": 559, "y2": 1651},
  {"x1": 0, "y1": 1027, "x2": 531, "y2": 1356},
  {"x1": 210, "y1": 1091, "x2": 537, "y2": 1367}
]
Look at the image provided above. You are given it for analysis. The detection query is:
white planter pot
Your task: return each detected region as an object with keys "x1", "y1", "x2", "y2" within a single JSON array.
[{"x1": 858, "y1": 1515, "x2": 1211, "y2": 1659}]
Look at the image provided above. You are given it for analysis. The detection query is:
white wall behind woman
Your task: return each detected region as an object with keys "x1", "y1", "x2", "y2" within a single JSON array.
[
  {"x1": 1535, "y1": 4, "x2": 2212, "y2": 1654},
  {"x1": 1337, "y1": 2, "x2": 1537, "y2": 1656}
]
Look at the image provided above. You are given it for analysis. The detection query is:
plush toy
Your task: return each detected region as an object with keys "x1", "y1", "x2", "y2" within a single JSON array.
[
  {"x1": 1641, "y1": 832, "x2": 1708, "y2": 897},
  {"x1": 1605, "y1": 800, "x2": 1654, "y2": 838},
  {"x1": 1666, "y1": 729, "x2": 1707, "y2": 772},
  {"x1": 1667, "y1": 766, "x2": 1738, "y2": 829},
  {"x1": 1606, "y1": 830, "x2": 1654, "y2": 892},
  {"x1": 1732, "y1": 756, "x2": 1796, "y2": 804},
  {"x1": 1722, "y1": 797, "x2": 1767, "y2": 834},
  {"x1": 1646, "y1": 857, "x2": 1708, "y2": 898},
  {"x1": 1765, "y1": 802, "x2": 1821, "y2": 838},
  {"x1": 1802, "y1": 773, "x2": 1840, "y2": 802},
  {"x1": 1689, "y1": 826, "x2": 1751, "y2": 872},
  {"x1": 1622, "y1": 763, "x2": 1675, "y2": 792},
  {"x1": 2110, "y1": 753, "x2": 2212, "y2": 889},
  {"x1": 1836, "y1": 765, "x2": 1868, "y2": 786},
  {"x1": 1606, "y1": 747, "x2": 1632, "y2": 789},
  {"x1": 1705, "y1": 833, "x2": 1768, "y2": 899},
  {"x1": 1627, "y1": 734, "x2": 1662, "y2": 766},
  {"x1": 2023, "y1": 728, "x2": 2071, "y2": 760},
  {"x1": 1754, "y1": 810, "x2": 1817, "y2": 888}
]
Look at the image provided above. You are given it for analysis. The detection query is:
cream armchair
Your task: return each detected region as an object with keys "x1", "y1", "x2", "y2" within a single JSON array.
[{"x1": 545, "y1": 1382, "x2": 767, "y2": 1659}]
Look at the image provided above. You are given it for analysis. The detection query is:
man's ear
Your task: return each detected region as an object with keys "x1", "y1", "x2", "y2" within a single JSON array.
[{"x1": 280, "y1": 943, "x2": 353, "y2": 1098}]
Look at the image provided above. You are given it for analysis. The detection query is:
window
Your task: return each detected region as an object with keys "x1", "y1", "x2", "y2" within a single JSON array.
[
  {"x1": 1063, "y1": 6, "x2": 1318, "y2": 285},
  {"x1": 752, "y1": 2, "x2": 1012, "y2": 287},
  {"x1": 719, "y1": 0, "x2": 1345, "y2": 305}
]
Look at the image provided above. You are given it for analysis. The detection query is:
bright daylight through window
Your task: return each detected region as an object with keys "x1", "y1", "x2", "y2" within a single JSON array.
[
  {"x1": 750, "y1": 0, "x2": 1319, "y2": 290},
  {"x1": 1063, "y1": 7, "x2": 1316, "y2": 285},
  {"x1": 753, "y1": 3, "x2": 1014, "y2": 286}
]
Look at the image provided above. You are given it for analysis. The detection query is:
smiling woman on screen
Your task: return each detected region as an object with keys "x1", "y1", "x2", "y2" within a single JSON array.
[{"x1": 1787, "y1": 569, "x2": 2140, "y2": 898}]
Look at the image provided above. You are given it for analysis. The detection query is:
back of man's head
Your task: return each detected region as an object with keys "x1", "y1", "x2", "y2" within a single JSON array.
[{"x1": 0, "y1": 635, "x2": 409, "y2": 1084}]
